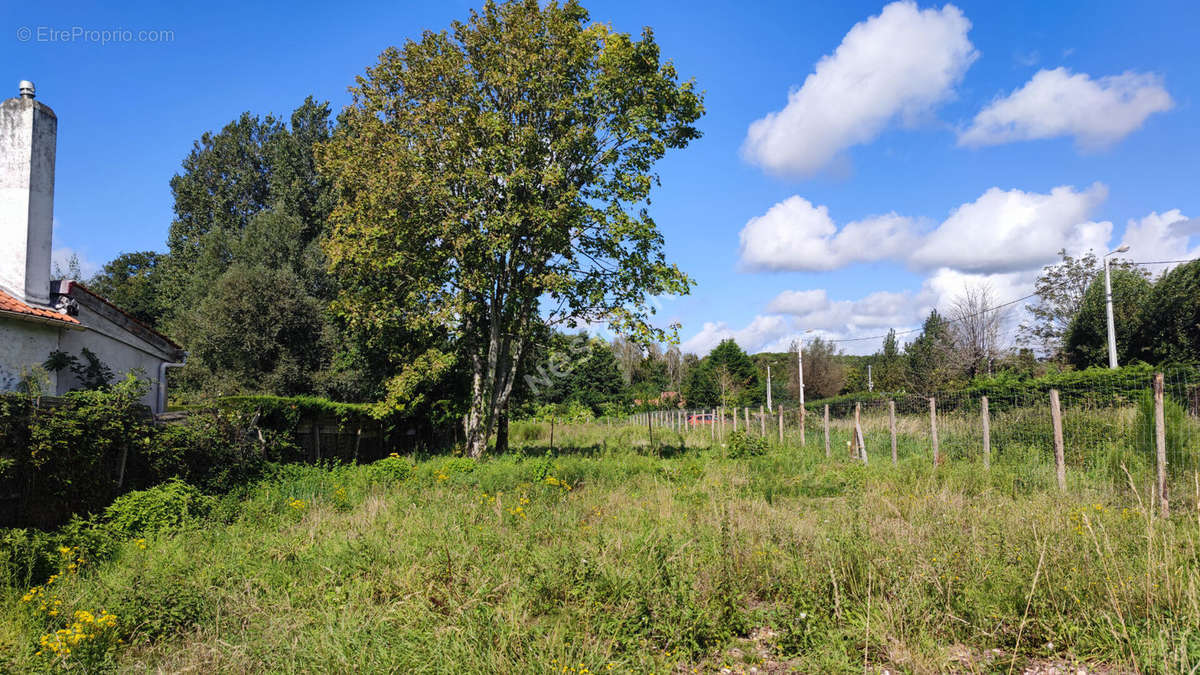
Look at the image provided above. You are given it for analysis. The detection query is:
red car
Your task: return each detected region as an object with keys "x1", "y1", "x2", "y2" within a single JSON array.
[{"x1": 687, "y1": 413, "x2": 715, "y2": 426}]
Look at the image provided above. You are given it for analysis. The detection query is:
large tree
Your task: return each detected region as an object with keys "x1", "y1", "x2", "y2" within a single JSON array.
[
  {"x1": 948, "y1": 283, "x2": 1009, "y2": 378},
  {"x1": 873, "y1": 329, "x2": 905, "y2": 392},
  {"x1": 156, "y1": 98, "x2": 348, "y2": 398},
  {"x1": 706, "y1": 339, "x2": 759, "y2": 407},
  {"x1": 320, "y1": 0, "x2": 703, "y2": 456},
  {"x1": 86, "y1": 251, "x2": 165, "y2": 327},
  {"x1": 1019, "y1": 249, "x2": 1142, "y2": 358},
  {"x1": 162, "y1": 98, "x2": 335, "y2": 322},
  {"x1": 906, "y1": 310, "x2": 957, "y2": 394},
  {"x1": 798, "y1": 337, "x2": 845, "y2": 399},
  {"x1": 1135, "y1": 260, "x2": 1200, "y2": 365},
  {"x1": 1064, "y1": 268, "x2": 1152, "y2": 368}
]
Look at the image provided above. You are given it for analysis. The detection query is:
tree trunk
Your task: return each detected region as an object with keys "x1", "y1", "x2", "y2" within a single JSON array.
[
  {"x1": 464, "y1": 313, "x2": 530, "y2": 458},
  {"x1": 495, "y1": 408, "x2": 509, "y2": 455}
]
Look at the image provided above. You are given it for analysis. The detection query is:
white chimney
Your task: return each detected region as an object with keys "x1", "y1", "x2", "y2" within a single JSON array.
[{"x1": 0, "y1": 80, "x2": 56, "y2": 306}]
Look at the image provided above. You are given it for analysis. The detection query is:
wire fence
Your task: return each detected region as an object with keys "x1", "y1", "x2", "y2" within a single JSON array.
[{"x1": 614, "y1": 369, "x2": 1199, "y2": 515}]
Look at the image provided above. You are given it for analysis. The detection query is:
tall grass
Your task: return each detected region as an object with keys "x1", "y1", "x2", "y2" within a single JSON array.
[{"x1": 2, "y1": 414, "x2": 1199, "y2": 672}]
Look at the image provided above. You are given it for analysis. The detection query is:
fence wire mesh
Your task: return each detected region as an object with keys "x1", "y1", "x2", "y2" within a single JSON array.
[{"x1": 610, "y1": 368, "x2": 1198, "y2": 508}]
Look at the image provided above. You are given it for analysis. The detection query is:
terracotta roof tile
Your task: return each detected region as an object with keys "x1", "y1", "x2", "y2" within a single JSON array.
[{"x1": 0, "y1": 288, "x2": 80, "y2": 325}]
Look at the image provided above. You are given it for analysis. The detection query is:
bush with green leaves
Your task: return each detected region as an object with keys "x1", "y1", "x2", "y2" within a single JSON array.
[
  {"x1": 1132, "y1": 390, "x2": 1196, "y2": 473},
  {"x1": 726, "y1": 430, "x2": 767, "y2": 458},
  {"x1": 370, "y1": 454, "x2": 413, "y2": 483},
  {"x1": 101, "y1": 479, "x2": 213, "y2": 538}
]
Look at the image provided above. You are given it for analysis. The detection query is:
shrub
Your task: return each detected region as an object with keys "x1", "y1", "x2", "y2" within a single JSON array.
[
  {"x1": 102, "y1": 479, "x2": 213, "y2": 538},
  {"x1": 17, "y1": 375, "x2": 153, "y2": 527},
  {"x1": 141, "y1": 410, "x2": 272, "y2": 494},
  {"x1": 726, "y1": 431, "x2": 767, "y2": 459},
  {"x1": 371, "y1": 453, "x2": 413, "y2": 483},
  {"x1": 1132, "y1": 390, "x2": 1195, "y2": 473}
]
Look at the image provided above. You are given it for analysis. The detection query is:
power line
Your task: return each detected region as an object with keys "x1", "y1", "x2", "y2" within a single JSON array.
[
  {"x1": 818, "y1": 256, "x2": 1198, "y2": 347},
  {"x1": 820, "y1": 254, "x2": 1195, "y2": 343},
  {"x1": 1129, "y1": 258, "x2": 1199, "y2": 266},
  {"x1": 824, "y1": 291, "x2": 1040, "y2": 344}
]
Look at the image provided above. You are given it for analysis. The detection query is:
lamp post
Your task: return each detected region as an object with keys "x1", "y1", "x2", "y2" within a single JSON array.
[
  {"x1": 1104, "y1": 244, "x2": 1130, "y2": 369},
  {"x1": 766, "y1": 364, "x2": 772, "y2": 412},
  {"x1": 796, "y1": 329, "x2": 815, "y2": 408}
]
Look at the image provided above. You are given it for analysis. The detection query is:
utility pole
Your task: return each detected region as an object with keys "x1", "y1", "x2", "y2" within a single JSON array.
[
  {"x1": 766, "y1": 364, "x2": 772, "y2": 412},
  {"x1": 867, "y1": 364, "x2": 873, "y2": 392},
  {"x1": 797, "y1": 344, "x2": 804, "y2": 409},
  {"x1": 796, "y1": 329, "x2": 813, "y2": 408},
  {"x1": 1105, "y1": 244, "x2": 1131, "y2": 369}
]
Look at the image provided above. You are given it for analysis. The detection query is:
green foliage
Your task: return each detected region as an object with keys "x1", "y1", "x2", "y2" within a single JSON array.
[
  {"x1": 872, "y1": 329, "x2": 906, "y2": 393},
  {"x1": 1019, "y1": 249, "x2": 1144, "y2": 358},
  {"x1": 321, "y1": 0, "x2": 703, "y2": 454},
  {"x1": 1065, "y1": 267, "x2": 1152, "y2": 368},
  {"x1": 530, "y1": 400, "x2": 595, "y2": 424},
  {"x1": 101, "y1": 479, "x2": 214, "y2": 538},
  {"x1": 370, "y1": 454, "x2": 413, "y2": 483},
  {"x1": 184, "y1": 263, "x2": 330, "y2": 396},
  {"x1": 3, "y1": 438, "x2": 1198, "y2": 672},
  {"x1": 18, "y1": 375, "x2": 152, "y2": 526},
  {"x1": 158, "y1": 97, "x2": 348, "y2": 400},
  {"x1": 683, "y1": 363, "x2": 719, "y2": 408},
  {"x1": 802, "y1": 336, "x2": 846, "y2": 399},
  {"x1": 905, "y1": 309, "x2": 956, "y2": 394},
  {"x1": 725, "y1": 430, "x2": 766, "y2": 458},
  {"x1": 705, "y1": 339, "x2": 759, "y2": 407},
  {"x1": 1136, "y1": 259, "x2": 1200, "y2": 365},
  {"x1": 1132, "y1": 390, "x2": 1194, "y2": 473},
  {"x1": 85, "y1": 251, "x2": 166, "y2": 327}
]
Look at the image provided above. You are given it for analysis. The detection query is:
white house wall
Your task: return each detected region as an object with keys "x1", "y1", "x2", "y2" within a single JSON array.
[
  {"x1": 56, "y1": 303, "x2": 173, "y2": 411},
  {"x1": 0, "y1": 318, "x2": 59, "y2": 392}
]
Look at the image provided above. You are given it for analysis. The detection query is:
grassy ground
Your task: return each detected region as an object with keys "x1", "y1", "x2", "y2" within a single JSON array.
[{"x1": 2, "y1": 421, "x2": 1199, "y2": 673}]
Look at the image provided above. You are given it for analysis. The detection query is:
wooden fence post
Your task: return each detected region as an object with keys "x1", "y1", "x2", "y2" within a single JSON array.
[
  {"x1": 744, "y1": 407, "x2": 750, "y2": 434},
  {"x1": 778, "y1": 406, "x2": 783, "y2": 445},
  {"x1": 710, "y1": 408, "x2": 716, "y2": 443},
  {"x1": 1154, "y1": 373, "x2": 1169, "y2": 517},
  {"x1": 759, "y1": 405, "x2": 766, "y2": 437},
  {"x1": 981, "y1": 396, "x2": 991, "y2": 470},
  {"x1": 928, "y1": 398, "x2": 939, "y2": 467},
  {"x1": 854, "y1": 402, "x2": 866, "y2": 464},
  {"x1": 732, "y1": 406, "x2": 737, "y2": 432},
  {"x1": 1050, "y1": 389, "x2": 1065, "y2": 492},
  {"x1": 800, "y1": 406, "x2": 806, "y2": 447},
  {"x1": 823, "y1": 404, "x2": 831, "y2": 458},
  {"x1": 889, "y1": 400, "x2": 897, "y2": 466}
]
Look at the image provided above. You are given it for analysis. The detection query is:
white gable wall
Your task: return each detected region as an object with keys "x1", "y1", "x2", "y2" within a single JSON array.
[
  {"x1": 0, "y1": 318, "x2": 60, "y2": 392},
  {"x1": 56, "y1": 301, "x2": 175, "y2": 411}
]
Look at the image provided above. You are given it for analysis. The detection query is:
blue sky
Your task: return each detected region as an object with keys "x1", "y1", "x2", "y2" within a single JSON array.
[{"x1": 4, "y1": 1, "x2": 1198, "y2": 355}]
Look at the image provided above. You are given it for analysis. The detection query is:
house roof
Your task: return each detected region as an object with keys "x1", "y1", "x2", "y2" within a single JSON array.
[
  {"x1": 0, "y1": 287, "x2": 80, "y2": 326},
  {"x1": 59, "y1": 281, "x2": 183, "y2": 351}
]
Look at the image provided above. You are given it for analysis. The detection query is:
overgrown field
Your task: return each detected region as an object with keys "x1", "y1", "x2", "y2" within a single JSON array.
[{"x1": 2, "y1": 421, "x2": 1199, "y2": 673}]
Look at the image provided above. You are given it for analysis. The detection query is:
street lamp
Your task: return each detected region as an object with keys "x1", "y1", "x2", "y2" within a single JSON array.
[
  {"x1": 796, "y1": 329, "x2": 815, "y2": 408},
  {"x1": 1104, "y1": 244, "x2": 1130, "y2": 369}
]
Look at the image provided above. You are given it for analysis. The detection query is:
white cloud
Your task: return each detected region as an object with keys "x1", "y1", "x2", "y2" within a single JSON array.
[
  {"x1": 960, "y1": 68, "x2": 1173, "y2": 149},
  {"x1": 1117, "y1": 209, "x2": 1200, "y2": 265},
  {"x1": 769, "y1": 288, "x2": 923, "y2": 331},
  {"x1": 681, "y1": 315, "x2": 791, "y2": 356},
  {"x1": 739, "y1": 196, "x2": 915, "y2": 271},
  {"x1": 921, "y1": 267, "x2": 1036, "y2": 312},
  {"x1": 739, "y1": 184, "x2": 1109, "y2": 274},
  {"x1": 51, "y1": 247, "x2": 101, "y2": 280},
  {"x1": 911, "y1": 184, "x2": 1111, "y2": 273},
  {"x1": 743, "y1": 1, "x2": 977, "y2": 176}
]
